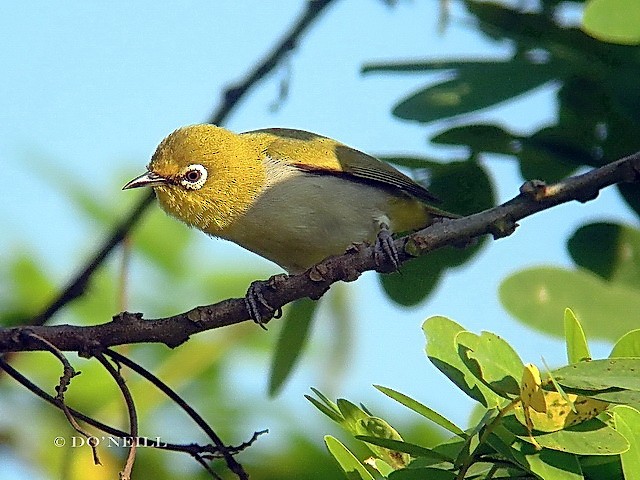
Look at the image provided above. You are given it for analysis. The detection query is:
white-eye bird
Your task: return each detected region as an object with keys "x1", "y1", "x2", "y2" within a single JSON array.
[{"x1": 124, "y1": 124, "x2": 457, "y2": 321}]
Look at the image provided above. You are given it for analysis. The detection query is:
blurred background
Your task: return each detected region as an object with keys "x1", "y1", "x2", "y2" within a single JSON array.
[{"x1": 1, "y1": 1, "x2": 638, "y2": 478}]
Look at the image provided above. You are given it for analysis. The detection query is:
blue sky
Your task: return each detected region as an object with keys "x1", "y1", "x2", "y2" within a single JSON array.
[{"x1": 1, "y1": 1, "x2": 637, "y2": 476}]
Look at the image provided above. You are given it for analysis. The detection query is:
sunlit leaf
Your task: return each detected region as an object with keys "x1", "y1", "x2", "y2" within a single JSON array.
[
  {"x1": 564, "y1": 308, "x2": 591, "y2": 364},
  {"x1": 507, "y1": 416, "x2": 629, "y2": 455},
  {"x1": 456, "y1": 331, "x2": 524, "y2": 398},
  {"x1": 610, "y1": 330, "x2": 640, "y2": 358},
  {"x1": 613, "y1": 406, "x2": 640, "y2": 479},
  {"x1": 355, "y1": 436, "x2": 451, "y2": 463},
  {"x1": 499, "y1": 266, "x2": 640, "y2": 340},
  {"x1": 423, "y1": 316, "x2": 504, "y2": 408},
  {"x1": 552, "y1": 358, "x2": 640, "y2": 391},
  {"x1": 511, "y1": 441, "x2": 584, "y2": 479},
  {"x1": 324, "y1": 436, "x2": 374, "y2": 480},
  {"x1": 355, "y1": 418, "x2": 410, "y2": 469},
  {"x1": 583, "y1": 0, "x2": 640, "y2": 45},
  {"x1": 374, "y1": 385, "x2": 465, "y2": 437}
]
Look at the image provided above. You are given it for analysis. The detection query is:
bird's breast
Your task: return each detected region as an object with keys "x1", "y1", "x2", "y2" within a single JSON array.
[{"x1": 220, "y1": 168, "x2": 428, "y2": 272}]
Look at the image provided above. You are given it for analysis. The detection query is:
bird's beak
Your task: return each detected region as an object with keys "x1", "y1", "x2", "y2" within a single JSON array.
[{"x1": 122, "y1": 171, "x2": 168, "y2": 190}]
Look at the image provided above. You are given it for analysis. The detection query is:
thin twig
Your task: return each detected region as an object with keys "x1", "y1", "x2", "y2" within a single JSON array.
[
  {"x1": 23, "y1": 331, "x2": 102, "y2": 465},
  {"x1": 0, "y1": 356, "x2": 262, "y2": 475},
  {"x1": 94, "y1": 353, "x2": 138, "y2": 480},
  {"x1": 209, "y1": 0, "x2": 334, "y2": 125},
  {"x1": 105, "y1": 349, "x2": 249, "y2": 480},
  {"x1": 2, "y1": 151, "x2": 638, "y2": 353}
]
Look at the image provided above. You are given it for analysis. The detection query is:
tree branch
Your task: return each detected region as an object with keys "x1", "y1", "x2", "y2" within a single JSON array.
[
  {"x1": 28, "y1": 0, "x2": 337, "y2": 327},
  {"x1": 2, "y1": 151, "x2": 638, "y2": 353}
]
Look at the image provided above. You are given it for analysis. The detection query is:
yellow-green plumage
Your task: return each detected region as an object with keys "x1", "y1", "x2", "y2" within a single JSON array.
[{"x1": 124, "y1": 124, "x2": 456, "y2": 273}]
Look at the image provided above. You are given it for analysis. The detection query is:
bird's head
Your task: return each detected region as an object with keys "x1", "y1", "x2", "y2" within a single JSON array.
[{"x1": 123, "y1": 124, "x2": 266, "y2": 233}]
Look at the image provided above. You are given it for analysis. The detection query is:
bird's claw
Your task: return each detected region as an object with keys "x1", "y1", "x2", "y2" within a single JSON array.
[
  {"x1": 245, "y1": 281, "x2": 272, "y2": 329},
  {"x1": 245, "y1": 275, "x2": 286, "y2": 328},
  {"x1": 374, "y1": 224, "x2": 400, "y2": 272}
]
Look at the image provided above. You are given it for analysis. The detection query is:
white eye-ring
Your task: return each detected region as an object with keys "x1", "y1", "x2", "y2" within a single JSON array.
[{"x1": 180, "y1": 164, "x2": 208, "y2": 190}]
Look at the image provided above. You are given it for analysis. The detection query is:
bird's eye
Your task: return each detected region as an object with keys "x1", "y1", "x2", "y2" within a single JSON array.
[
  {"x1": 180, "y1": 164, "x2": 208, "y2": 190},
  {"x1": 185, "y1": 169, "x2": 201, "y2": 182}
]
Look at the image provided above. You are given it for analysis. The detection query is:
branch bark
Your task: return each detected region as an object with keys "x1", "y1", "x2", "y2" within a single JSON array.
[{"x1": 3, "y1": 151, "x2": 638, "y2": 353}]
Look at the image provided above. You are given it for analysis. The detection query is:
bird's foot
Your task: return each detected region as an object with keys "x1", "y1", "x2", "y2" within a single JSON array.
[
  {"x1": 245, "y1": 275, "x2": 286, "y2": 328},
  {"x1": 374, "y1": 223, "x2": 400, "y2": 273}
]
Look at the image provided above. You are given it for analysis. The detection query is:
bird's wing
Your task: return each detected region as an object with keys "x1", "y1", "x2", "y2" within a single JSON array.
[{"x1": 243, "y1": 128, "x2": 443, "y2": 205}]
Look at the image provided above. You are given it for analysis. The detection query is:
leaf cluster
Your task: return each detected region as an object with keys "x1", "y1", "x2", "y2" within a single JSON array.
[{"x1": 312, "y1": 309, "x2": 640, "y2": 479}]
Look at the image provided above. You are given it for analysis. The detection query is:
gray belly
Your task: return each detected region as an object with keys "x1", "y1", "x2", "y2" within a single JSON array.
[{"x1": 223, "y1": 172, "x2": 393, "y2": 272}]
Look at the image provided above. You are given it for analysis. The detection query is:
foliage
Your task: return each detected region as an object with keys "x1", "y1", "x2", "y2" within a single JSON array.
[
  {"x1": 583, "y1": 0, "x2": 640, "y2": 45},
  {"x1": 362, "y1": 0, "x2": 640, "y2": 309},
  {"x1": 312, "y1": 310, "x2": 640, "y2": 479}
]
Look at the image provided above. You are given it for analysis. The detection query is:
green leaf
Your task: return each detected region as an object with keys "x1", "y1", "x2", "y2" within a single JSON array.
[
  {"x1": 306, "y1": 389, "x2": 344, "y2": 425},
  {"x1": 562, "y1": 387, "x2": 640, "y2": 405},
  {"x1": 456, "y1": 331, "x2": 524, "y2": 398},
  {"x1": 579, "y1": 455, "x2": 624, "y2": 480},
  {"x1": 366, "y1": 458, "x2": 394, "y2": 477},
  {"x1": 380, "y1": 252, "x2": 443, "y2": 306},
  {"x1": 499, "y1": 266, "x2": 640, "y2": 341},
  {"x1": 485, "y1": 429, "x2": 530, "y2": 472},
  {"x1": 430, "y1": 124, "x2": 518, "y2": 155},
  {"x1": 610, "y1": 330, "x2": 640, "y2": 358},
  {"x1": 512, "y1": 441, "x2": 584, "y2": 479},
  {"x1": 423, "y1": 316, "x2": 504, "y2": 408},
  {"x1": 508, "y1": 416, "x2": 630, "y2": 455},
  {"x1": 518, "y1": 127, "x2": 583, "y2": 182},
  {"x1": 373, "y1": 385, "x2": 465, "y2": 437},
  {"x1": 388, "y1": 467, "x2": 456, "y2": 480},
  {"x1": 568, "y1": 222, "x2": 640, "y2": 289},
  {"x1": 564, "y1": 308, "x2": 591, "y2": 363},
  {"x1": 613, "y1": 406, "x2": 640, "y2": 479},
  {"x1": 619, "y1": 183, "x2": 640, "y2": 218},
  {"x1": 355, "y1": 418, "x2": 410, "y2": 469},
  {"x1": 534, "y1": 420, "x2": 630, "y2": 456},
  {"x1": 324, "y1": 436, "x2": 374, "y2": 480},
  {"x1": 552, "y1": 358, "x2": 640, "y2": 391},
  {"x1": 268, "y1": 298, "x2": 317, "y2": 396},
  {"x1": 583, "y1": 0, "x2": 640, "y2": 45},
  {"x1": 337, "y1": 399, "x2": 371, "y2": 434},
  {"x1": 355, "y1": 436, "x2": 452, "y2": 463},
  {"x1": 388, "y1": 58, "x2": 559, "y2": 123}
]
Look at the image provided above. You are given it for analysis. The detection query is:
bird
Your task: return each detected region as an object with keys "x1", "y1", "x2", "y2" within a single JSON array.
[{"x1": 123, "y1": 124, "x2": 457, "y2": 323}]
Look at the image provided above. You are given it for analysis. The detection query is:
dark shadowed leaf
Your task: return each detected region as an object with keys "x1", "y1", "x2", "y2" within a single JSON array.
[
  {"x1": 389, "y1": 58, "x2": 560, "y2": 123},
  {"x1": 269, "y1": 298, "x2": 318, "y2": 396},
  {"x1": 568, "y1": 222, "x2": 640, "y2": 288},
  {"x1": 430, "y1": 124, "x2": 518, "y2": 155}
]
